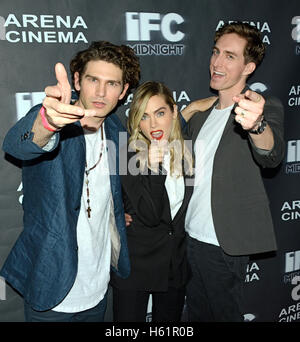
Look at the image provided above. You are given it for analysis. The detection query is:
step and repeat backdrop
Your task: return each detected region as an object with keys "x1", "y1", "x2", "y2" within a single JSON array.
[{"x1": 0, "y1": 0, "x2": 299, "y2": 322}]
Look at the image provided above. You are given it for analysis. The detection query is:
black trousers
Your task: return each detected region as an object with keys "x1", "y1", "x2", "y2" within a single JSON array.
[
  {"x1": 186, "y1": 236, "x2": 249, "y2": 322},
  {"x1": 112, "y1": 286, "x2": 186, "y2": 322}
]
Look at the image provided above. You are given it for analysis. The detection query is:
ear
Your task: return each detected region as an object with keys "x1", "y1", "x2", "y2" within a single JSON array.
[
  {"x1": 119, "y1": 83, "x2": 130, "y2": 100},
  {"x1": 74, "y1": 72, "x2": 81, "y2": 92},
  {"x1": 243, "y1": 62, "x2": 256, "y2": 77},
  {"x1": 172, "y1": 104, "x2": 178, "y2": 119}
]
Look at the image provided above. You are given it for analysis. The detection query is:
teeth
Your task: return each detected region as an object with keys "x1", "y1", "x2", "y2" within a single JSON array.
[
  {"x1": 214, "y1": 71, "x2": 225, "y2": 76},
  {"x1": 151, "y1": 131, "x2": 163, "y2": 138}
]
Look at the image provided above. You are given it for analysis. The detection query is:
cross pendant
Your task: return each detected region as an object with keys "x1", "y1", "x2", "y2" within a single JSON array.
[{"x1": 87, "y1": 206, "x2": 91, "y2": 218}]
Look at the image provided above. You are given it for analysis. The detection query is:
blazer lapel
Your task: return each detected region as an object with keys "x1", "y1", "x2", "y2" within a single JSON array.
[
  {"x1": 218, "y1": 106, "x2": 236, "y2": 141},
  {"x1": 216, "y1": 84, "x2": 250, "y2": 151}
]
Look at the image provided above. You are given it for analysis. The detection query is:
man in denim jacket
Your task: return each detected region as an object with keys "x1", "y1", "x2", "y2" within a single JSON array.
[{"x1": 1, "y1": 41, "x2": 140, "y2": 322}]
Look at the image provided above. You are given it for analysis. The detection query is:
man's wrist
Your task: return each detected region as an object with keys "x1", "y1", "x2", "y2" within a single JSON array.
[
  {"x1": 249, "y1": 118, "x2": 267, "y2": 135},
  {"x1": 40, "y1": 106, "x2": 61, "y2": 133}
]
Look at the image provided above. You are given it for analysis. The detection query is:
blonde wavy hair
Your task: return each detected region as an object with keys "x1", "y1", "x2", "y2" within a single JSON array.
[{"x1": 127, "y1": 81, "x2": 193, "y2": 176}]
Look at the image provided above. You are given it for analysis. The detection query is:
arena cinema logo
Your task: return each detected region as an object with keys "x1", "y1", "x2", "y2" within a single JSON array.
[
  {"x1": 216, "y1": 20, "x2": 271, "y2": 44},
  {"x1": 123, "y1": 88, "x2": 190, "y2": 116},
  {"x1": 0, "y1": 13, "x2": 88, "y2": 43},
  {"x1": 281, "y1": 199, "x2": 300, "y2": 222},
  {"x1": 291, "y1": 16, "x2": 300, "y2": 55},
  {"x1": 288, "y1": 84, "x2": 300, "y2": 107},
  {"x1": 125, "y1": 12, "x2": 185, "y2": 56},
  {"x1": 245, "y1": 261, "x2": 260, "y2": 283},
  {"x1": 285, "y1": 140, "x2": 300, "y2": 174}
]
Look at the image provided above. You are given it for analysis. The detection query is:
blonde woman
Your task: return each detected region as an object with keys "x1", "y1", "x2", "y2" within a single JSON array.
[{"x1": 110, "y1": 81, "x2": 195, "y2": 322}]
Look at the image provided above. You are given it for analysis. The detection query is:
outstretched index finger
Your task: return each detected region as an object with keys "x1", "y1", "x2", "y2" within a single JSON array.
[
  {"x1": 55, "y1": 62, "x2": 71, "y2": 104},
  {"x1": 244, "y1": 89, "x2": 263, "y2": 103}
]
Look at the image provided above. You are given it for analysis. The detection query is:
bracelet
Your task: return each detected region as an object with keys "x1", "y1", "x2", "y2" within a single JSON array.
[
  {"x1": 249, "y1": 118, "x2": 267, "y2": 135},
  {"x1": 40, "y1": 106, "x2": 58, "y2": 133}
]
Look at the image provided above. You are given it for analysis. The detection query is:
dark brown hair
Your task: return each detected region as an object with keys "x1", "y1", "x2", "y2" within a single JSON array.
[
  {"x1": 70, "y1": 41, "x2": 140, "y2": 93},
  {"x1": 215, "y1": 22, "x2": 265, "y2": 66}
]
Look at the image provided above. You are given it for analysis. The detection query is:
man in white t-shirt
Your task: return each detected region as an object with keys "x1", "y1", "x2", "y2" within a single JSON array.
[
  {"x1": 182, "y1": 22, "x2": 284, "y2": 322},
  {"x1": 1, "y1": 41, "x2": 140, "y2": 322}
]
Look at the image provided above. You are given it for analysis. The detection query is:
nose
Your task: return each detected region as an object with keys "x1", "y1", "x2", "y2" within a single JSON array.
[
  {"x1": 96, "y1": 81, "x2": 106, "y2": 98},
  {"x1": 211, "y1": 53, "x2": 223, "y2": 68},
  {"x1": 150, "y1": 115, "x2": 157, "y2": 128}
]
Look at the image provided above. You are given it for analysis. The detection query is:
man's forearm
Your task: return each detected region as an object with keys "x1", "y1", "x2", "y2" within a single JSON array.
[
  {"x1": 32, "y1": 109, "x2": 56, "y2": 148},
  {"x1": 249, "y1": 124, "x2": 274, "y2": 151}
]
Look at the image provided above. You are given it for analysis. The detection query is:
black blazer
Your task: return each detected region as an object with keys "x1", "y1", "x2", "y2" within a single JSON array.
[
  {"x1": 185, "y1": 93, "x2": 285, "y2": 256},
  {"x1": 110, "y1": 151, "x2": 193, "y2": 291}
]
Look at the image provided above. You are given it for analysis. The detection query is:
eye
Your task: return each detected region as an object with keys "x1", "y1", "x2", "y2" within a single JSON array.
[
  {"x1": 156, "y1": 111, "x2": 165, "y2": 117},
  {"x1": 87, "y1": 76, "x2": 97, "y2": 83},
  {"x1": 141, "y1": 114, "x2": 148, "y2": 121},
  {"x1": 108, "y1": 81, "x2": 120, "y2": 87}
]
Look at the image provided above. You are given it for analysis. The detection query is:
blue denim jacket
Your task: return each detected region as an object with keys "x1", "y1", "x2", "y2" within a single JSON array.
[{"x1": 1, "y1": 104, "x2": 130, "y2": 311}]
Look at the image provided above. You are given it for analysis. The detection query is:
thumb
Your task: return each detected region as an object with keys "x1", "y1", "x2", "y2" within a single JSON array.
[
  {"x1": 55, "y1": 62, "x2": 71, "y2": 104},
  {"x1": 232, "y1": 93, "x2": 245, "y2": 103}
]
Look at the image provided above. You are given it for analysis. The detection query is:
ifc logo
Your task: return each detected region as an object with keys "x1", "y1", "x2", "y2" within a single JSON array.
[
  {"x1": 291, "y1": 16, "x2": 300, "y2": 43},
  {"x1": 286, "y1": 140, "x2": 300, "y2": 163},
  {"x1": 126, "y1": 12, "x2": 184, "y2": 42}
]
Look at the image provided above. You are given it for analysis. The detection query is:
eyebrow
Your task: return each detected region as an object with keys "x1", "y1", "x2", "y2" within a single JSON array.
[
  {"x1": 85, "y1": 74, "x2": 122, "y2": 84},
  {"x1": 213, "y1": 46, "x2": 238, "y2": 57},
  {"x1": 144, "y1": 106, "x2": 167, "y2": 115}
]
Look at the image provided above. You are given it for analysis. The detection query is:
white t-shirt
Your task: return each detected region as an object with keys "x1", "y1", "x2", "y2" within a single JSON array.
[
  {"x1": 185, "y1": 105, "x2": 233, "y2": 246},
  {"x1": 163, "y1": 152, "x2": 185, "y2": 220},
  {"x1": 53, "y1": 124, "x2": 111, "y2": 313}
]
